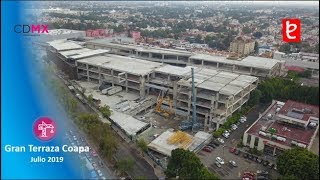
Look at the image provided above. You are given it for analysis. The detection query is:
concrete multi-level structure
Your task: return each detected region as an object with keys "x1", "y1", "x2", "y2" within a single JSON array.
[
  {"x1": 243, "y1": 100, "x2": 319, "y2": 156},
  {"x1": 273, "y1": 51, "x2": 319, "y2": 78},
  {"x1": 85, "y1": 39, "x2": 284, "y2": 78},
  {"x1": 229, "y1": 37, "x2": 255, "y2": 56},
  {"x1": 75, "y1": 54, "x2": 258, "y2": 129}
]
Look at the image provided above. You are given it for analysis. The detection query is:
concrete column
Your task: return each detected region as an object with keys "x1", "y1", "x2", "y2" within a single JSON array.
[
  {"x1": 232, "y1": 65, "x2": 235, "y2": 72},
  {"x1": 86, "y1": 64, "x2": 89, "y2": 81},
  {"x1": 273, "y1": 147, "x2": 276, "y2": 156},
  {"x1": 176, "y1": 56, "x2": 179, "y2": 60},
  {"x1": 173, "y1": 82, "x2": 178, "y2": 108},
  {"x1": 149, "y1": 53, "x2": 152, "y2": 58},
  {"x1": 125, "y1": 73, "x2": 128, "y2": 93},
  {"x1": 250, "y1": 67, "x2": 253, "y2": 74},
  {"x1": 139, "y1": 76, "x2": 146, "y2": 98},
  {"x1": 202, "y1": 60, "x2": 204, "y2": 66},
  {"x1": 98, "y1": 67, "x2": 102, "y2": 84},
  {"x1": 111, "y1": 69, "x2": 114, "y2": 86},
  {"x1": 257, "y1": 138, "x2": 265, "y2": 151},
  {"x1": 215, "y1": 93, "x2": 219, "y2": 109},
  {"x1": 162, "y1": 54, "x2": 164, "y2": 60}
]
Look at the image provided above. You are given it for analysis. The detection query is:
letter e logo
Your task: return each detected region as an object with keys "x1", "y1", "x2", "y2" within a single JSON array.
[{"x1": 282, "y1": 18, "x2": 301, "y2": 43}]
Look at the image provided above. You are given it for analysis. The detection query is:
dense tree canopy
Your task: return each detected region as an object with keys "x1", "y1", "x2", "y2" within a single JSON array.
[
  {"x1": 257, "y1": 77, "x2": 319, "y2": 105},
  {"x1": 165, "y1": 149, "x2": 219, "y2": 179},
  {"x1": 277, "y1": 148, "x2": 319, "y2": 180}
]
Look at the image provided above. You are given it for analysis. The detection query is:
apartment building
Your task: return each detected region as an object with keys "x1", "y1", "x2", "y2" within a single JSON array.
[{"x1": 230, "y1": 37, "x2": 255, "y2": 56}]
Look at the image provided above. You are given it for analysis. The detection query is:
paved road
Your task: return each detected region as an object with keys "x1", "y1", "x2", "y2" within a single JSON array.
[{"x1": 198, "y1": 104, "x2": 280, "y2": 179}]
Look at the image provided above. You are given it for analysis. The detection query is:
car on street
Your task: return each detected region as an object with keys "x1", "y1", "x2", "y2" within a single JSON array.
[
  {"x1": 256, "y1": 158, "x2": 263, "y2": 163},
  {"x1": 231, "y1": 124, "x2": 238, "y2": 130},
  {"x1": 229, "y1": 147, "x2": 236, "y2": 153},
  {"x1": 229, "y1": 160, "x2": 238, "y2": 167},
  {"x1": 202, "y1": 147, "x2": 213, "y2": 152},
  {"x1": 248, "y1": 154, "x2": 254, "y2": 160},
  {"x1": 235, "y1": 149, "x2": 240, "y2": 155},
  {"x1": 222, "y1": 132, "x2": 230, "y2": 138},
  {"x1": 216, "y1": 157, "x2": 225, "y2": 165},
  {"x1": 210, "y1": 140, "x2": 220, "y2": 146},
  {"x1": 207, "y1": 144, "x2": 216, "y2": 149},
  {"x1": 217, "y1": 138, "x2": 225, "y2": 144},
  {"x1": 215, "y1": 161, "x2": 222, "y2": 168},
  {"x1": 243, "y1": 153, "x2": 248, "y2": 158},
  {"x1": 263, "y1": 160, "x2": 269, "y2": 166}
]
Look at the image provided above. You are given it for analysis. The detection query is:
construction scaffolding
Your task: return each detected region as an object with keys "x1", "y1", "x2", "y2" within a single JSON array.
[{"x1": 167, "y1": 131, "x2": 193, "y2": 149}]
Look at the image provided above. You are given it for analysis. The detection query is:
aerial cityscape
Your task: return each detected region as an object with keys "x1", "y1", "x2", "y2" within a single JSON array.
[{"x1": 27, "y1": 1, "x2": 319, "y2": 180}]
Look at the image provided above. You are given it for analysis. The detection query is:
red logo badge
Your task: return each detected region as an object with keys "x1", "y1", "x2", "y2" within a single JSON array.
[
  {"x1": 282, "y1": 18, "x2": 301, "y2": 43},
  {"x1": 33, "y1": 117, "x2": 57, "y2": 141}
]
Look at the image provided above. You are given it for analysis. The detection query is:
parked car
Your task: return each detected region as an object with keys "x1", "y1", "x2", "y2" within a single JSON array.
[
  {"x1": 243, "y1": 153, "x2": 249, "y2": 158},
  {"x1": 229, "y1": 147, "x2": 236, "y2": 153},
  {"x1": 263, "y1": 160, "x2": 269, "y2": 166},
  {"x1": 256, "y1": 158, "x2": 263, "y2": 163},
  {"x1": 211, "y1": 140, "x2": 220, "y2": 146},
  {"x1": 252, "y1": 156, "x2": 258, "y2": 162},
  {"x1": 268, "y1": 163, "x2": 275, "y2": 169},
  {"x1": 216, "y1": 157, "x2": 225, "y2": 165},
  {"x1": 202, "y1": 147, "x2": 212, "y2": 152},
  {"x1": 229, "y1": 160, "x2": 238, "y2": 167},
  {"x1": 215, "y1": 161, "x2": 222, "y2": 168},
  {"x1": 248, "y1": 154, "x2": 253, "y2": 160},
  {"x1": 217, "y1": 138, "x2": 225, "y2": 144},
  {"x1": 222, "y1": 132, "x2": 230, "y2": 138},
  {"x1": 231, "y1": 124, "x2": 238, "y2": 130},
  {"x1": 207, "y1": 144, "x2": 216, "y2": 149},
  {"x1": 234, "y1": 149, "x2": 240, "y2": 155}
]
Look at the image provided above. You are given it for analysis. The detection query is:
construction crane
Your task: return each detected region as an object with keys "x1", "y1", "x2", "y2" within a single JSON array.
[
  {"x1": 179, "y1": 67, "x2": 201, "y2": 131},
  {"x1": 155, "y1": 89, "x2": 174, "y2": 117},
  {"x1": 38, "y1": 121, "x2": 54, "y2": 137}
]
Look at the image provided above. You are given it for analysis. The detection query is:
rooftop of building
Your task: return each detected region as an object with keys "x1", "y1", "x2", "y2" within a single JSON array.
[
  {"x1": 48, "y1": 40, "x2": 83, "y2": 51},
  {"x1": 190, "y1": 54, "x2": 283, "y2": 70},
  {"x1": 148, "y1": 129, "x2": 211, "y2": 156},
  {"x1": 86, "y1": 39, "x2": 193, "y2": 56},
  {"x1": 60, "y1": 48, "x2": 109, "y2": 60},
  {"x1": 246, "y1": 100, "x2": 319, "y2": 147},
  {"x1": 278, "y1": 100, "x2": 319, "y2": 122},
  {"x1": 47, "y1": 29, "x2": 85, "y2": 35},
  {"x1": 177, "y1": 67, "x2": 258, "y2": 95},
  {"x1": 76, "y1": 54, "x2": 162, "y2": 76}
]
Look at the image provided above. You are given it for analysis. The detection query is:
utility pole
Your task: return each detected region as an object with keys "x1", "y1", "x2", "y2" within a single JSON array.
[{"x1": 191, "y1": 67, "x2": 197, "y2": 132}]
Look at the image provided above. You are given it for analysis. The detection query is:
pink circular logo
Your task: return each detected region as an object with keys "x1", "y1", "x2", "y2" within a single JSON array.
[{"x1": 33, "y1": 117, "x2": 57, "y2": 141}]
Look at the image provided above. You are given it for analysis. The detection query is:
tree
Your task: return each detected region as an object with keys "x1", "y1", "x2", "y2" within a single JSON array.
[
  {"x1": 116, "y1": 157, "x2": 134, "y2": 174},
  {"x1": 87, "y1": 94, "x2": 94, "y2": 105},
  {"x1": 242, "y1": 26, "x2": 252, "y2": 34},
  {"x1": 247, "y1": 89, "x2": 262, "y2": 107},
  {"x1": 165, "y1": 149, "x2": 219, "y2": 179},
  {"x1": 253, "y1": 31, "x2": 263, "y2": 39},
  {"x1": 277, "y1": 148, "x2": 319, "y2": 180},
  {"x1": 99, "y1": 105, "x2": 112, "y2": 118},
  {"x1": 137, "y1": 138, "x2": 148, "y2": 152},
  {"x1": 279, "y1": 43, "x2": 291, "y2": 54},
  {"x1": 254, "y1": 41, "x2": 259, "y2": 54}
]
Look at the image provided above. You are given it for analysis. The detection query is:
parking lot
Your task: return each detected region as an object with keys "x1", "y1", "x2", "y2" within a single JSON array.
[{"x1": 197, "y1": 104, "x2": 280, "y2": 179}]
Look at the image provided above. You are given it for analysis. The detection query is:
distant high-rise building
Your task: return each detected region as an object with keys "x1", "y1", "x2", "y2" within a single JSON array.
[{"x1": 229, "y1": 37, "x2": 255, "y2": 56}]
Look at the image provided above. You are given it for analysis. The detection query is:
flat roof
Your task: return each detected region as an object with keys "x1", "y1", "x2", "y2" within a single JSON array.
[
  {"x1": 190, "y1": 54, "x2": 282, "y2": 70},
  {"x1": 155, "y1": 65, "x2": 192, "y2": 77},
  {"x1": 178, "y1": 68, "x2": 258, "y2": 95},
  {"x1": 246, "y1": 100, "x2": 319, "y2": 147},
  {"x1": 110, "y1": 111, "x2": 149, "y2": 136},
  {"x1": 77, "y1": 54, "x2": 162, "y2": 75},
  {"x1": 47, "y1": 29, "x2": 85, "y2": 35},
  {"x1": 69, "y1": 49, "x2": 109, "y2": 60},
  {"x1": 87, "y1": 39, "x2": 192, "y2": 56},
  {"x1": 148, "y1": 129, "x2": 211, "y2": 156},
  {"x1": 278, "y1": 100, "x2": 319, "y2": 121},
  {"x1": 148, "y1": 129, "x2": 193, "y2": 157},
  {"x1": 283, "y1": 59, "x2": 319, "y2": 70},
  {"x1": 48, "y1": 40, "x2": 83, "y2": 51}
]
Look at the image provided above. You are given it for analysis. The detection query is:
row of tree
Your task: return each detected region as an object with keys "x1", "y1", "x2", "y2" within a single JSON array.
[
  {"x1": 257, "y1": 77, "x2": 319, "y2": 105},
  {"x1": 166, "y1": 149, "x2": 219, "y2": 179}
]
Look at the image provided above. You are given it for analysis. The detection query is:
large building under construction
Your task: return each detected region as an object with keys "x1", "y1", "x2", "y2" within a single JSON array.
[{"x1": 47, "y1": 39, "x2": 259, "y2": 129}]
